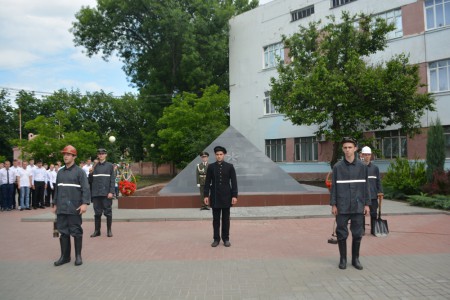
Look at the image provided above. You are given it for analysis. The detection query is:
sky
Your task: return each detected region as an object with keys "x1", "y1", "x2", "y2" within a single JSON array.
[
  {"x1": 0, "y1": 0, "x2": 273, "y2": 101},
  {"x1": 0, "y1": 0, "x2": 135, "y2": 100}
]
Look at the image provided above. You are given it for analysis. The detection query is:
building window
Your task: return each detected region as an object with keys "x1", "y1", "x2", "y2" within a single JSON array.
[
  {"x1": 375, "y1": 9, "x2": 403, "y2": 39},
  {"x1": 294, "y1": 137, "x2": 318, "y2": 161},
  {"x1": 429, "y1": 59, "x2": 450, "y2": 92},
  {"x1": 291, "y1": 5, "x2": 314, "y2": 22},
  {"x1": 264, "y1": 91, "x2": 277, "y2": 115},
  {"x1": 266, "y1": 139, "x2": 286, "y2": 162},
  {"x1": 425, "y1": 0, "x2": 450, "y2": 30},
  {"x1": 263, "y1": 42, "x2": 284, "y2": 69},
  {"x1": 444, "y1": 126, "x2": 450, "y2": 159},
  {"x1": 331, "y1": 0, "x2": 357, "y2": 9},
  {"x1": 375, "y1": 130, "x2": 407, "y2": 159}
]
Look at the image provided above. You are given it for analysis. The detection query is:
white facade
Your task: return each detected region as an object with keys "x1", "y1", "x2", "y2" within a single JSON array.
[{"x1": 229, "y1": 0, "x2": 450, "y2": 173}]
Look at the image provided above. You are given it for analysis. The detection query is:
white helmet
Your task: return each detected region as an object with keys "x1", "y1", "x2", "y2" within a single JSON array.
[{"x1": 361, "y1": 146, "x2": 372, "y2": 154}]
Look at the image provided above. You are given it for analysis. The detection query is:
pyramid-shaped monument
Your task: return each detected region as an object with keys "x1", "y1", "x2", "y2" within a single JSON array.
[{"x1": 159, "y1": 126, "x2": 307, "y2": 195}]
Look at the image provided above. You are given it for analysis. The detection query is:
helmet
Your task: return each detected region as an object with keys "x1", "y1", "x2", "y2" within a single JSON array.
[
  {"x1": 361, "y1": 146, "x2": 372, "y2": 154},
  {"x1": 61, "y1": 145, "x2": 77, "y2": 156}
]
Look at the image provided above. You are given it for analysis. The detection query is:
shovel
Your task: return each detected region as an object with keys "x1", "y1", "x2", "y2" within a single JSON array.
[{"x1": 374, "y1": 197, "x2": 389, "y2": 237}]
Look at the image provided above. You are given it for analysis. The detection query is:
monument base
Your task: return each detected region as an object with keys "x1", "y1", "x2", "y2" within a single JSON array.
[{"x1": 118, "y1": 192, "x2": 330, "y2": 209}]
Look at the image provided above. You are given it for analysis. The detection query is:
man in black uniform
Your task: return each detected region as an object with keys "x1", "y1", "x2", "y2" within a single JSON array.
[
  {"x1": 361, "y1": 146, "x2": 384, "y2": 235},
  {"x1": 89, "y1": 148, "x2": 115, "y2": 238},
  {"x1": 52, "y1": 145, "x2": 90, "y2": 266},
  {"x1": 204, "y1": 146, "x2": 238, "y2": 247},
  {"x1": 330, "y1": 137, "x2": 370, "y2": 270}
]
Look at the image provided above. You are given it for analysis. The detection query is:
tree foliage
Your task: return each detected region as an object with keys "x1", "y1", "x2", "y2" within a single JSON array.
[
  {"x1": 0, "y1": 90, "x2": 16, "y2": 159},
  {"x1": 426, "y1": 117, "x2": 446, "y2": 182},
  {"x1": 5, "y1": 89, "x2": 146, "y2": 163},
  {"x1": 157, "y1": 85, "x2": 229, "y2": 168},
  {"x1": 71, "y1": 0, "x2": 258, "y2": 95},
  {"x1": 270, "y1": 12, "x2": 435, "y2": 167}
]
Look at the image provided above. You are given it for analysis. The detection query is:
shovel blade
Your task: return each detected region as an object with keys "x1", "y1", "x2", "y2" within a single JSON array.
[{"x1": 374, "y1": 218, "x2": 389, "y2": 237}]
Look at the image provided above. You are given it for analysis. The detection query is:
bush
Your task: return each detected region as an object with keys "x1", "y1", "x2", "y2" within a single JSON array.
[
  {"x1": 407, "y1": 194, "x2": 450, "y2": 210},
  {"x1": 382, "y1": 158, "x2": 426, "y2": 198},
  {"x1": 426, "y1": 117, "x2": 445, "y2": 182},
  {"x1": 422, "y1": 170, "x2": 450, "y2": 195}
]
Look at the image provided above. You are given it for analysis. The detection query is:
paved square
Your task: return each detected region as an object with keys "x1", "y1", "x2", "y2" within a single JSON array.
[{"x1": 0, "y1": 205, "x2": 449, "y2": 299}]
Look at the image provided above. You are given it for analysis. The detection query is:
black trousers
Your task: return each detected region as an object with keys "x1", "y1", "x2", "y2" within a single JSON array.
[
  {"x1": 336, "y1": 213, "x2": 364, "y2": 241},
  {"x1": 45, "y1": 185, "x2": 54, "y2": 206},
  {"x1": 212, "y1": 208, "x2": 230, "y2": 242},
  {"x1": 92, "y1": 196, "x2": 112, "y2": 217},
  {"x1": 33, "y1": 181, "x2": 45, "y2": 208},
  {"x1": 13, "y1": 183, "x2": 19, "y2": 208},
  {"x1": 369, "y1": 198, "x2": 379, "y2": 219},
  {"x1": 56, "y1": 214, "x2": 83, "y2": 237}
]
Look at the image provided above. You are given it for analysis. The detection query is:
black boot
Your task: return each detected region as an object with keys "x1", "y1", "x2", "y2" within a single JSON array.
[
  {"x1": 352, "y1": 239, "x2": 363, "y2": 270},
  {"x1": 90, "y1": 215, "x2": 101, "y2": 237},
  {"x1": 370, "y1": 217, "x2": 376, "y2": 236},
  {"x1": 74, "y1": 236, "x2": 83, "y2": 266},
  {"x1": 338, "y1": 240, "x2": 347, "y2": 270},
  {"x1": 107, "y1": 216, "x2": 113, "y2": 237},
  {"x1": 54, "y1": 235, "x2": 71, "y2": 266}
]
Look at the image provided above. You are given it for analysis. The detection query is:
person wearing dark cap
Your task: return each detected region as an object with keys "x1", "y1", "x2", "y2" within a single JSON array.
[
  {"x1": 89, "y1": 148, "x2": 115, "y2": 238},
  {"x1": 330, "y1": 137, "x2": 370, "y2": 270},
  {"x1": 53, "y1": 145, "x2": 91, "y2": 266},
  {"x1": 196, "y1": 151, "x2": 210, "y2": 210},
  {"x1": 204, "y1": 146, "x2": 238, "y2": 247}
]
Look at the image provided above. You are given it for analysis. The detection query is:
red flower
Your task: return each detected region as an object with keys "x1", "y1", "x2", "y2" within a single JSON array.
[{"x1": 119, "y1": 180, "x2": 137, "y2": 196}]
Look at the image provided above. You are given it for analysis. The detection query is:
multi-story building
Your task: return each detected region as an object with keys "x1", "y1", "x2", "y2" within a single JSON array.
[{"x1": 229, "y1": 0, "x2": 450, "y2": 180}]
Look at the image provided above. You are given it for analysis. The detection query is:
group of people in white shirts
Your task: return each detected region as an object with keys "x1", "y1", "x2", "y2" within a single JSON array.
[{"x1": 0, "y1": 159, "x2": 82, "y2": 211}]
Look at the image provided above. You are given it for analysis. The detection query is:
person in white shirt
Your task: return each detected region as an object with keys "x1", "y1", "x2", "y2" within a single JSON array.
[
  {"x1": 10, "y1": 159, "x2": 20, "y2": 209},
  {"x1": 46, "y1": 164, "x2": 57, "y2": 206},
  {"x1": 27, "y1": 159, "x2": 37, "y2": 209},
  {"x1": 0, "y1": 162, "x2": 3, "y2": 209},
  {"x1": 82, "y1": 159, "x2": 92, "y2": 177},
  {"x1": 17, "y1": 161, "x2": 32, "y2": 210},
  {"x1": 32, "y1": 160, "x2": 47, "y2": 209},
  {"x1": 0, "y1": 160, "x2": 16, "y2": 211}
]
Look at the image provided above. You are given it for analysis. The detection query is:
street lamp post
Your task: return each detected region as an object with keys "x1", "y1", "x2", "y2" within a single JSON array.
[
  {"x1": 150, "y1": 143, "x2": 156, "y2": 175},
  {"x1": 109, "y1": 136, "x2": 116, "y2": 163}
]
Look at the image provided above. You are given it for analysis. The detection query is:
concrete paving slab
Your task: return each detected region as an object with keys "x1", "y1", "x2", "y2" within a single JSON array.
[
  {"x1": 21, "y1": 198, "x2": 448, "y2": 223},
  {"x1": 1, "y1": 208, "x2": 449, "y2": 300}
]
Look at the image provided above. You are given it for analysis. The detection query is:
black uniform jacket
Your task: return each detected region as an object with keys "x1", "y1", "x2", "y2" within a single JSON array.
[
  {"x1": 367, "y1": 162, "x2": 383, "y2": 200},
  {"x1": 90, "y1": 161, "x2": 115, "y2": 197},
  {"x1": 54, "y1": 164, "x2": 91, "y2": 215},
  {"x1": 204, "y1": 161, "x2": 238, "y2": 209},
  {"x1": 330, "y1": 157, "x2": 370, "y2": 214}
]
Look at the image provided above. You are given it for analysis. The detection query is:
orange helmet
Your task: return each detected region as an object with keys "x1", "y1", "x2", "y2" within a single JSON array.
[{"x1": 61, "y1": 145, "x2": 77, "y2": 156}]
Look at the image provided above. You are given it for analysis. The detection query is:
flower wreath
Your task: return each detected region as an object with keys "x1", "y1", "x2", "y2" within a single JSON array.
[{"x1": 118, "y1": 180, "x2": 137, "y2": 196}]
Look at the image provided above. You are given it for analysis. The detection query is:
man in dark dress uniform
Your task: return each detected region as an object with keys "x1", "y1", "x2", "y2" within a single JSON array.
[
  {"x1": 89, "y1": 148, "x2": 115, "y2": 238},
  {"x1": 196, "y1": 151, "x2": 210, "y2": 210},
  {"x1": 330, "y1": 137, "x2": 370, "y2": 270},
  {"x1": 204, "y1": 146, "x2": 238, "y2": 247},
  {"x1": 52, "y1": 145, "x2": 91, "y2": 266}
]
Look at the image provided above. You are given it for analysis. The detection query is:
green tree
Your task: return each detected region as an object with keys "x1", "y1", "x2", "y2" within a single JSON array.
[
  {"x1": 14, "y1": 110, "x2": 99, "y2": 163},
  {"x1": 14, "y1": 90, "x2": 42, "y2": 139},
  {"x1": 71, "y1": 0, "x2": 258, "y2": 95},
  {"x1": 38, "y1": 90, "x2": 145, "y2": 162},
  {"x1": 270, "y1": 12, "x2": 435, "y2": 167},
  {"x1": 157, "y1": 85, "x2": 229, "y2": 168},
  {"x1": 426, "y1": 117, "x2": 446, "y2": 182},
  {"x1": 0, "y1": 90, "x2": 16, "y2": 159}
]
